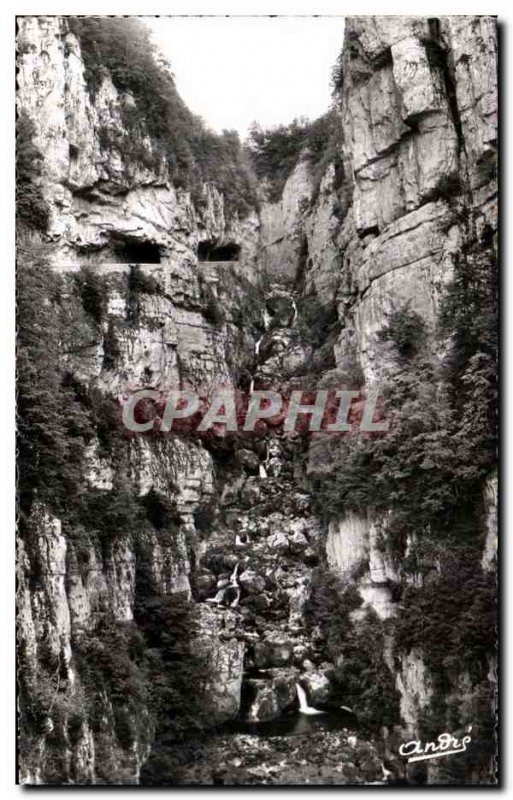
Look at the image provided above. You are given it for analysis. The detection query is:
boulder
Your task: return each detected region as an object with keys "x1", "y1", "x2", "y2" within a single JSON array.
[
  {"x1": 303, "y1": 546, "x2": 319, "y2": 566},
  {"x1": 239, "y1": 478, "x2": 261, "y2": 507},
  {"x1": 254, "y1": 637, "x2": 293, "y2": 668},
  {"x1": 236, "y1": 448, "x2": 260, "y2": 474},
  {"x1": 292, "y1": 644, "x2": 310, "y2": 665},
  {"x1": 193, "y1": 574, "x2": 216, "y2": 599},
  {"x1": 245, "y1": 670, "x2": 297, "y2": 721},
  {"x1": 246, "y1": 593, "x2": 271, "y2": 612},
  {"x1": 266, "y1": 531, "x2": 289, "y2": 553},
  {"x1": 195, "y1": 606, "x2": 245, "y2": 722},
  {"x1": 239, "y1": 569, "x2": 266, "y2": 595},
  {"x1": 223, "y1": 554, "x2": 239, "y2": 571},
  {"x1": 301, "y1": 671, "x2": 332, "y2": 705},
  {"x1": 288, "y1": 530, "x2": 308, "y2": 553}
]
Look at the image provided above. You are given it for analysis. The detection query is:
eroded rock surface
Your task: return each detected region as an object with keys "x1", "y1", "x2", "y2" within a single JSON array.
[{"x1": 17, "y1": 14, "x2": 497, "y2": 786}]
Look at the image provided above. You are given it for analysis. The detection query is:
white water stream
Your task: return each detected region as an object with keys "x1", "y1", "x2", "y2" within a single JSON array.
[
  {"x1": 207, "y1": 561, "x2": 241, "y2": 606},
  {"x1": 295, "y1": 683, "x2": 325, "y2": 715},
  {"x1": 291, "y1": 298, "x2": 298, "y2": 326}
]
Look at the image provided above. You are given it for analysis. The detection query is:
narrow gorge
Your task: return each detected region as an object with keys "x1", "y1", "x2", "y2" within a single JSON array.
[{"x1": 16, "y1": 15, "x2": 498, "y2": 786}]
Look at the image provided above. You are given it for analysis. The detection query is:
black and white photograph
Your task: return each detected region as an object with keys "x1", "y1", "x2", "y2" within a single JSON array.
[{"x1": 14, "y1": 5, "x2": 498, "y2": 788}]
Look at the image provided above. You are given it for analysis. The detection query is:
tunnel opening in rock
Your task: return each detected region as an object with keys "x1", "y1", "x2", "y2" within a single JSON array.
[
  {"x1": 198, "y1": 241, "x2": 241, "y2": 261},
  {"x1": 112, "y1": 235, "x2": 162, "y2": 263}
]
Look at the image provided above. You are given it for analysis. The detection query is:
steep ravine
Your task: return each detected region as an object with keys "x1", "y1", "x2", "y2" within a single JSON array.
[{"x1": 17, "y1": 15, "x2": 497, "y2": 785}]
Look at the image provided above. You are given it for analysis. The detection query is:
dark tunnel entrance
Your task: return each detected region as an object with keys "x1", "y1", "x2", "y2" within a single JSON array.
[
  {"x1": 198, "y1": 241, "x2": 240, "y2": 261},
  {"x1": 112, "y1": 236, "x2": 162, "y2": 264}
]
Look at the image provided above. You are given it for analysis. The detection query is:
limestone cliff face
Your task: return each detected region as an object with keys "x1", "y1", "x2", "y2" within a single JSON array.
[
  {"x1": 261, "y1": 14, "x2": 497, "y2": 383},
  {"x1": 17, "y1": 17, "x2": 259, "y2": 268},
  {"x1": 17, "y1": 15, "x2": 497, "y2": 786},
  {"x1": 17, "y1": 16, "x2": 261, "y2": 784}
]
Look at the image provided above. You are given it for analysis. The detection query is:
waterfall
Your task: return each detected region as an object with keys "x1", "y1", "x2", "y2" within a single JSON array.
[
  {"x1": 250, "y1": 332, "x2": 262, "y2": 396},
  {"x1": 263, "y1": 308, "x2": 271, "y2": 330},
  {"x1": 295, "y1": 683, "x2": 325, "y2": 715},
  {"x1": 206, "y1": 587, "x2": 227, "y2": 604},
  {"x1": 229, "y1": 561, "x2": 241, "y2": 607},
  {"x1": 207, "y1": 561, "x2": 240, "y2": 606},
  {"x1": 229, "y1": 561, "x2": 239, "y2": 585},
  {"x1": 260, "y1": 441, "x2": 270, "y2": 479},
  {"x1": 291, "y1": 298, "x2": 298, "y2": 326}
]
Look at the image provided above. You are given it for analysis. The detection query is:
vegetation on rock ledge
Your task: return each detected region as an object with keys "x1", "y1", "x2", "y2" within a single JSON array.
[{"x1": 68, "y1": 16, "x2": 257, "y2": 218}]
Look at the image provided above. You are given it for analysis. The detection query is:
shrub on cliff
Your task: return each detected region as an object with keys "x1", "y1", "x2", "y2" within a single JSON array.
[
  {"x1": 303, "y1": 567, "x2": 362, "y2": 655},
  {"x1": 378, "y1": 305, "x2": 426, "y2": 359},
  {"x1": 16, "y1": 112, "x2": 49, "y2": 231},
  {"x1": 74, "y1": 622, "x2": 149, "y2": 749},
  {"x1": 73, "y1": 267, "x2": 108, "y2": 325},
  {"x1": 126, "y1": 264, "x2": 162, "y2": 321},
  {"x1": 102, "y1": 319, "x2": 122, "y2": 371},
  {"x1": 297, "y1": 294, "x2": 339, "y2": 349},
  {"x1": 334, "y1": 612, "x2": 401, "y2": 731}
]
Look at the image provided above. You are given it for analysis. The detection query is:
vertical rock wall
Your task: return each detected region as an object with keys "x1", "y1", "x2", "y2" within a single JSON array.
[{"x1": 17, "y1": 14, "x2": 497, "y2": 785}]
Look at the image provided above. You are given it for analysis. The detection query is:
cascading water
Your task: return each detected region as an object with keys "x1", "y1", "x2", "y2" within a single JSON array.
[
  {"x1": 230, "y1": 561, "x2": 239, "y2": 584},
  {"x1": 206, "y1": 587, "x2": 228, "y2": 604},
  {"x1": 291, "y1": 298, "x2": 298, "y2": 326},
  {"x1": 207, "y1": 561, "x2": 241, "y2": 606},
  {"x1": 229, "y1": 561, "x2": 241, "y2": 607},
  {"x1": 259, "y1": 441, "x2": 270, "y2": 479},
  {"x1": 295, "y1": 683, "x2": 325, "y2": 715}
]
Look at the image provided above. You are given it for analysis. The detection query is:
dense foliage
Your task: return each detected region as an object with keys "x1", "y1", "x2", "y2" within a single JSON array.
[
  {"x1": 247, "y1": 110, "x2": 343, "y2": 202},
  {"x1": 334, "y1": 613, "x2": 400, "y2": 730},
  {"x1": 312, "y1": 234, "x2": 497, "y2": 559},
  {"x1": 304, "y1": 567, "x2": 362, "y2": 654},
  {"x1": 395, "y1": 559, "x2": 495, "y2": 689},
  {"x1": 17, "y1": 238, "x2": 90, "y2": 515},
  {"x1": 378, "y1": 306, "x2": 426, "y2": 359},
  {"x1": 136, "y1": 593, "x2": 213, "y2": 784},
  {"x1": 304, "y1": 568, "x2": 400, "y2": 731},
  {"x1": 310, "y1": 232, "x2": 497, "y2": 741},
  {"x1": 67, "y1": 17, "x2": 257, "y2": 218},
  {"x1": 16, "y1": 112, "x2": 49, "y2": 231},
  {"x1": 17, "y1": 231, "x2": 215, "y2": 780},
  {"x1": 72, "y1": 590, "x2": 212, "y2": 784},
  {"x1": 73, "y1": 267, "x2": 108, "y2": 325}
]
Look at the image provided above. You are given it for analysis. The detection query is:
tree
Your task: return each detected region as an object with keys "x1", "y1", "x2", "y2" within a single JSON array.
[{"x1": 17, "y1": 237, "x2": 90, "y2": 514}]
